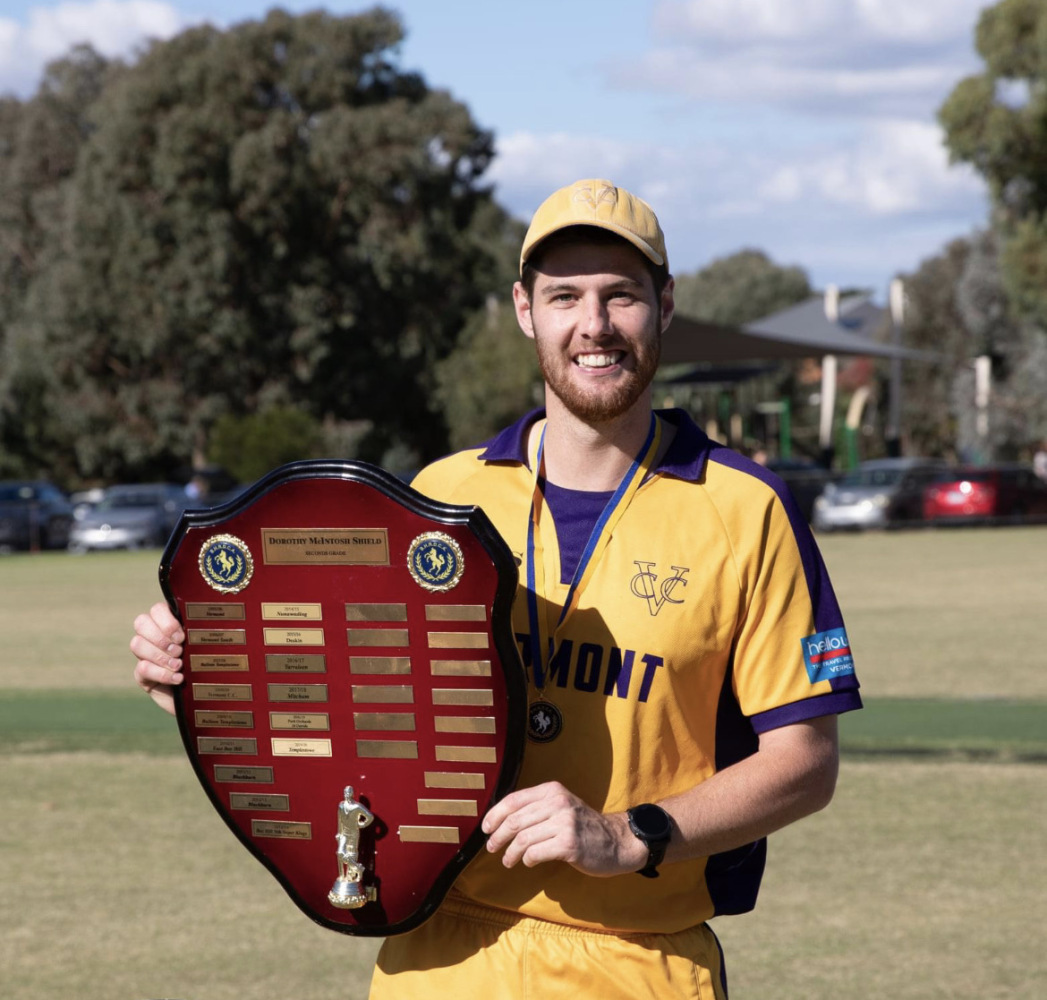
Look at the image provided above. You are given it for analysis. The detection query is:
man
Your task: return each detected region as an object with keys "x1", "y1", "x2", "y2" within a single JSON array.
[{"x1": 132, "y1": 179, "x2": 862, "y2": 998}]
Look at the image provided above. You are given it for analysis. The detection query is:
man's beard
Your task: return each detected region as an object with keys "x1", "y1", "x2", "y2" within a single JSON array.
[{"x1": 533, "y1": 322, "x2": 661, "y2": 424}]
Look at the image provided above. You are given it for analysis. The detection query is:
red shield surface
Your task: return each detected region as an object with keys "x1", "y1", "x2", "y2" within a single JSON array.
[{"x1": 160, "y1": 460, "x2": 526, "y2": 935}]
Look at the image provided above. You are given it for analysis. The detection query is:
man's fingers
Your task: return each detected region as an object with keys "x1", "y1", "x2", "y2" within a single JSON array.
[
  {"x1": 483, "y1": 782, "x2": 568, "y2": 834},
  {"x1": 133, "y1": 602, "x2": 184, "y2": 647}
]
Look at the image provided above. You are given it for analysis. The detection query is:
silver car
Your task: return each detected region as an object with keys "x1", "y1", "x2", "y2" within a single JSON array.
[
  {"x1": 69, "y1": 484, "x2": 188, "y2": 551},
  {"x1": 812, "y1": 458, "x2": 946, "y2": 531}
]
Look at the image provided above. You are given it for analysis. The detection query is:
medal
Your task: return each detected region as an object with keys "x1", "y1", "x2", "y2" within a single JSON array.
[{"x1": 524, "y1": 414, "x2": 662, "y2": 742}]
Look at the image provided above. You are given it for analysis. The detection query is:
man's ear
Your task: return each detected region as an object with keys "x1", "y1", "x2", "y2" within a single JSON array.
[
  {"x1": 513, "y1": 281, "x2": 536, "y2": 340},
  {"x1": 659, "y1": 276, "x2": 676, "y2": 334}
]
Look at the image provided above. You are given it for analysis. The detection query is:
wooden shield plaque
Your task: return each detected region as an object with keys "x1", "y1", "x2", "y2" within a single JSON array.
[{"x1": 160, "y1": 460, "x2": 526, "y2": 936}]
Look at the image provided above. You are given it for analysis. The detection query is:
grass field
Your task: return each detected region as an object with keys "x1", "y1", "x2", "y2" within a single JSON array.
[{"x1": 2, "y1": 528, "x2": 1046, "y2": 997}]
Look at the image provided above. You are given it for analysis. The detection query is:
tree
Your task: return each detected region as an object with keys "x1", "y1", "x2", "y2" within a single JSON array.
[
  {"x1": 0, "y1": 46, "x2": 119, "y2": 479},
  {"x1": 0, "y1": 9, "x2": 507, "y2": 485},
  {"x1": 939, "y1": 0, "x2": 1047, "y2": 323},
  {"x1": 897, "y1": 230, "x2": 1047, "y2": 461},
  {"x1": 937, "y1": 0, "x2": 1047, "y2": 453},
  {"x1": 672, "y1": 249, "x2": 811, "y2": 326}
]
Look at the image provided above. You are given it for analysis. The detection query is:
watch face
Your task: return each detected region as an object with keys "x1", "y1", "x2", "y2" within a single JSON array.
[{"x1": 630, "y1": 803, "x2": 672, "y2": 842}]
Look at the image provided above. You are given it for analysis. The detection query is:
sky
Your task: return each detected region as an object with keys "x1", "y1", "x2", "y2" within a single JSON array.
[{"x1": 0, "y1": 0, "x2": 996, "y2": 296}]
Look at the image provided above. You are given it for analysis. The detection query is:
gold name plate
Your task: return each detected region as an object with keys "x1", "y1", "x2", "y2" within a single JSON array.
[
  {"x1": 271, "y1": 738, "x2": 333, "y2": 757},
  {"x1": 251, "y1": 819, "x2": 312, "y2": 840},
  {"x1": 262, "y1": 528, "x2": 390, "y2": 566}
]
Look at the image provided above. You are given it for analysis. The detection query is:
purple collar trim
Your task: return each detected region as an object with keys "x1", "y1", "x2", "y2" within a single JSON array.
[{"x1": 477, "y1": 408, "x2": 711, "y2": 482}]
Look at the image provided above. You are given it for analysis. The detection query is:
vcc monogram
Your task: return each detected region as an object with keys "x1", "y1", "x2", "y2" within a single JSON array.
[{"x1": 630, "y1": 561, "x2": 690, "y2": 617}]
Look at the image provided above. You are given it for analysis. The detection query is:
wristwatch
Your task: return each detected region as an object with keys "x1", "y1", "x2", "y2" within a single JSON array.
[{"x1": 626, "y1": 803, "x2": 673, "y2": 879}]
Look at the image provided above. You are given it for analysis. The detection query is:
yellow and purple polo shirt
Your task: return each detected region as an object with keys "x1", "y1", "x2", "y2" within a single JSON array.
[{"x1": 410, "y1": 407, "x2": 861, "y2": 934}]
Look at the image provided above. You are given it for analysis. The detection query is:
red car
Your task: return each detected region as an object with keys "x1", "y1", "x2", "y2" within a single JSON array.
[{"x1": 922, "y1": 465, "x2": 1047, "y2": 523}]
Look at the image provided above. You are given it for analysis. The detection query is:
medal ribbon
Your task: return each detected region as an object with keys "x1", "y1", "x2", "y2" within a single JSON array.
[{"x1": 525, "y1": 413, "x2": 661, "y2": 692}]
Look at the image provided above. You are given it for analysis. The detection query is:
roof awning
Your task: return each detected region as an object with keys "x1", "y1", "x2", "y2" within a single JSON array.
[{"x1": 661, "y1": 296, "x2": 938, "y2": 365}]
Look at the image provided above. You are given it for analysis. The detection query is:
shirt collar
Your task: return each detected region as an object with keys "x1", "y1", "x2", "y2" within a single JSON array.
[{"x1": 478, "y1": 407, "x2": 711, "y2": 482}]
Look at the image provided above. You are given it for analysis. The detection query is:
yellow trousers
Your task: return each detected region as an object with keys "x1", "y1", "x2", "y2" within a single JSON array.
[{"x1": 369, "y1": 895, "x2": 729, "y2": 999}]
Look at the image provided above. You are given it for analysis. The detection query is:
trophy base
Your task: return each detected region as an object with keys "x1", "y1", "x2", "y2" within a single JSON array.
[{"x1": 328, "y1": 879, "x2": 377, "y2": 910}]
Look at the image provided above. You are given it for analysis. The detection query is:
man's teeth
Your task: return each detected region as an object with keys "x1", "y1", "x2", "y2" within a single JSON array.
[{"x1": 575, "y1": 352, "x2": 623, "y2": 368}]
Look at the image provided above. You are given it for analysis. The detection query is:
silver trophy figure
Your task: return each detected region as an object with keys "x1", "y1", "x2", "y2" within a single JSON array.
[{"x1": 327, "y1": 785, "x2": 377, "y2": 909}]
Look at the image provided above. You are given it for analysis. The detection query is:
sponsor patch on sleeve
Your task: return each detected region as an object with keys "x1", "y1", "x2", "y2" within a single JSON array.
[{"x1": 801, "y1": 627, "x2": 855, "y2": 684}]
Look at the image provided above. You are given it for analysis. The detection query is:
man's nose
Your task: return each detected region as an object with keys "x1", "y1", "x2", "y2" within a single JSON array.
[{"x1": 579, "y1": 294, "x2": 612, "y2": 337}]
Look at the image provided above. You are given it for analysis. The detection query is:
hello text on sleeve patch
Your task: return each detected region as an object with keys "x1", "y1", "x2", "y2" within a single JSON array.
[{"x1": 801, "y1": 627, "x2": 855, "y2": 684}]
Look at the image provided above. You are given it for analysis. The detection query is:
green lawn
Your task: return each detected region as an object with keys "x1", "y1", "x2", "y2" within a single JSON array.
[{"x1": 1, "y1": 530, "x2": 1046, "y2": 998}]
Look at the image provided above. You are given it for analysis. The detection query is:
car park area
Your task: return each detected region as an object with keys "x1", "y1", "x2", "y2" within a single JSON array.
[{"x1": 0, "y1": 481, "x2": 76, "y2": 551}]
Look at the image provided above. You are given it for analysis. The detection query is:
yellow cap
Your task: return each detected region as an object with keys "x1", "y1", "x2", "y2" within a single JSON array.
[{"x1": 520, "y1": 179, "x2": 667, "y2": 275}]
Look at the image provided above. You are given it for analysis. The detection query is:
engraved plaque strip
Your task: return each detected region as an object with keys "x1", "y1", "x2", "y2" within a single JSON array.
[
  {"x1": 434, "y1": 716, "x2": 496, "y2": 734},
  {"x1": 194, "y1": 710, "x2": 255, "y2": 729},
  {"x1": 353, "y1": 712, "x2": 417, "y2": 732},
  {"x1": 271, "y1": 738, "x2": 333, "y2": 757},
  {"x1": 350, "y1": 657, "x2": 411, "y2": 675},
  {"x1": 252, "y1": 819, "x2": 312, "y2": 840},
  {"x1": 267, "y1": 683, "x2": 329, "y2": 703},
  {"x1": 432, "y1": 688, "x2": 494, "y2": 706},
  {"x1": 214, "y1": 765, "x2": 274, "y2": 783},
  {"x1": 352, "y1": 685, "x2": 414, "y2": 704},
  {"x1": 357, "y1": 740, "x2": 419, "y2": 759},
  {"x1": 192, "y1": 683, "x2": 253, "y2": 702},
  {"x1": 430, "y1": 660, "x2": 492, "y2": 677},
  {"x1": 230, "y1": 792, "x2": 290, "y2": 811},
  {"x1": 270, "y1": 712, "x2": 330, "y2": 731},
  {"x1": 190, "y1": 654, "x2": 249, "y2": 672},
  {"x1": 348, "y1": 628, "x2": 410, "y2": 647},
  {"x1": 198, "y1": 737, "x2": 258, "y2": 755},
  {"x1": 417, "y1": 799, "x2": 478, "y2": 817},
  {"x1": 425, "y1": 771, "x2": 486, "y2": 790},
  {"x1": 186, "y1": 603, "x2": 245, "y2": 620},
  {"x1": 188, "y1": 629, "x2": 247, "y2": 645},
  {"x1": 436, "y1": 746, "x2": 498, "y2": 763},
  {"x1": 262, "y1": 603, "x2": 322, "y2": 621},
  {"x1": 398, "y1": 825, "x2": 459, "y2": 844},
  {"x1": 264, "y1": 628, "x2": 325, "y2": 646},
  {"x1": 425, "y1": 605, "x2": 486, "y2": 621},
  {"x1": 427, "y1": 632, "x2": 489, "y2": 649},
  {"x1": 266, "y1": 653, "x2": 326, "y2": 673},
  {"x1": 262, "y1": 527, "x2": 389, "y2": 565},
  {"x1": 346, "y1": 603, "x2": 408, "y2": 622}
]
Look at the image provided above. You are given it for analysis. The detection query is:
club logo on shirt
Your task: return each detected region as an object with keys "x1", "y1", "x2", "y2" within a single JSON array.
[
  {"x1": 801, "y1": 627, "x2": 856, "y2": 683},
  {"x1": 629, "y1": 561, "x2": 689, "y2": 616}
]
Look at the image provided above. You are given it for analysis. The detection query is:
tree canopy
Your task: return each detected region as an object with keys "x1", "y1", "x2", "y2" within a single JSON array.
[
  {"x1": 672, "y1": 249, "x2": 811, "y2": 326},
  {"x1": 0, "y1": 8, "x2": 511, "y2": 484},
  {"x1": 939, "y1": 0, "x2": 1047, "y2": 323}
]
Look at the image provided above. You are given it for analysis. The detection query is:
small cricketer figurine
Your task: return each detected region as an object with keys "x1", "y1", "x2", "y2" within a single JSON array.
[{"x1": 328, "y1": 786, "x2": 376, "y2": 909}]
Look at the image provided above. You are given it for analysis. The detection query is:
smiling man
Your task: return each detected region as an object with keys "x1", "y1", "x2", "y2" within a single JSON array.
[{"x1": 131, "y1": 178, "x2": 862, "y2": 999}]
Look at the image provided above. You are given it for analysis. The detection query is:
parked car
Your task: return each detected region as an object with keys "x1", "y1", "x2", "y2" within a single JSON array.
[
  {"x1": 0, "y1": 480, "x2": 76, "y2": 551},
  {"x1": 812, "y1": 458, "x2": 947, "y2": 531},
  {"x1": 69, "y1": 483, "x2": 188, "y2": 551},
  {"x1": 922, "y1": 465, "x2": 1047, "y2": 524},
  {"x1": 764, "y1": 457, "x2": 841, "y2": 522}
]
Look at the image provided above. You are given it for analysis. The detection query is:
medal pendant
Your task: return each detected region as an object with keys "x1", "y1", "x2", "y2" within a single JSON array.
[{"x1": 527, "y1": 698, "x2": 563, "y2": 744}]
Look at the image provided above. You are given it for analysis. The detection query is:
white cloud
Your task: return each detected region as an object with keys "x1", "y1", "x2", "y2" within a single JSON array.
[
  {"x1": 654, "y1": 0, "x2": 986, "y2": 47},
  {"x1": 489, "y1": 121, "x2": 988, "y2": 290},
  {"x1": 759, "y1": 120, "x2": 985, "y2": 216},
  {"x1": 633, "y1": 0, "x2": 991, "y2": 117},
  {"x1": 0, "y1": 1, "x2": 188, "y2": 96}
]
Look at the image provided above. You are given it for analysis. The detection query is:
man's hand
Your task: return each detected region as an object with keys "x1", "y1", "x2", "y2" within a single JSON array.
[
  {"x1": 481, "y1": 782, "x2": 648, "y2": 877},
  {"x1": 130, "y1": 601, "x2": 185, "y2": 716}
]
